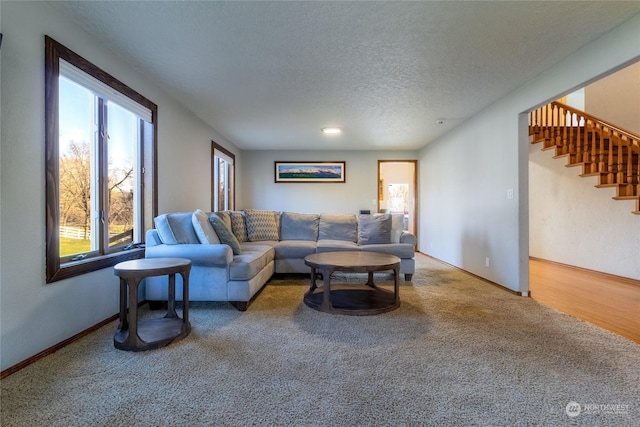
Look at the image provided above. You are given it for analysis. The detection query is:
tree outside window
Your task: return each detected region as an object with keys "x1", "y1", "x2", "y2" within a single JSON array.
[{"x1": 45, "y1": 36, "x2": 157, "y2": 282}]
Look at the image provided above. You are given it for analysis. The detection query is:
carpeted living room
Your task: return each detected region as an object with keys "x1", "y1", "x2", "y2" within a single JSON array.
[
  {"x1": 2, "y1": 2, "x2": 640, "y2": 426},
  {"x1": 2, "y1": 253, "x2": 639, "y2": 426}
]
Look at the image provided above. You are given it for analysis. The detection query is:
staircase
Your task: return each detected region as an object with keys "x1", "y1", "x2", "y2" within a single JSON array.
[{"x1": 529, "y1": 101, "x2": 640, "y2": 215}]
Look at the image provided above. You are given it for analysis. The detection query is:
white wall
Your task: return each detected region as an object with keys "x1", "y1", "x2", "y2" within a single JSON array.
[
  {"x1": 0, "y1": 2, "x2": 240, "y2": 371},
  {"x1": 585, "y1": 60, "x2": 640, "y2": 134},
  {"x1": 420, "y1": 112, "x2": 521, "y2": 289},
  {"x1": 419, "y1": 13, "x2": 640, "y2": 292},
  {"x1": 239, "y1": 150, "x2": 417, "y2": 214},
  {"x1": 529, "y1": 144, "x2": 640, "y2": 279}
]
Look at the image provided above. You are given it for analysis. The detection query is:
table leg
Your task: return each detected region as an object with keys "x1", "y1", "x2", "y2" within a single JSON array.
[
  {"x1": 309, "y1": 266, "x2": 317, "y2": 291},
  {"x1": 166, "y1": 273, "x2": 177, "y2": 319},
  {"x1": 118, "y1": 278, "x2": 128, "y2": 331},
  {"x1": 365, "y1": 271, "x2": 376, "y2": 287},
  {"x1": 125, "y1": 278, "x2": 143, "y2": 348},
  {"x1": 393, "y1": 265, "x2": 400, "y2": 304},
  {"x1": 180, "y1": 270, "x2": 190, "y2": 328},
  {"x1": 321, "y1": 267, "x2": 333, "y2": 311}
]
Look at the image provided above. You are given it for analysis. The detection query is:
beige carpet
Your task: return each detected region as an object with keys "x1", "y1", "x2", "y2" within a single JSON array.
[{"x1": 1, "y1": 254, "x2": 639, "y2": 426}]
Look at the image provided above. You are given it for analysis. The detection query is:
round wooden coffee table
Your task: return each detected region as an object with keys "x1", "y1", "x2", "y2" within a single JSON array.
[
  {"x1": 304, "y1": 251, "x2": 400, "y2": 315},
  {"x1": 113, "y1": 257, "x2": 191, "y2": 351}
]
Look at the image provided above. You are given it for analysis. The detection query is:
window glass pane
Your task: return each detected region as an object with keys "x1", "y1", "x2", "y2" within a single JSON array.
[
  {"x1": 106, "y1": 101, "x2": 138, "y2": 249},
  {"x1": 217, "y1": 157, "x2": 226, "y2": 211},
  {"x1": 58, "y1": 77, "x2": 96, "y2": 258},
  {"x1": 227, "y1": 162, "x2": 235, "y2": 210}
]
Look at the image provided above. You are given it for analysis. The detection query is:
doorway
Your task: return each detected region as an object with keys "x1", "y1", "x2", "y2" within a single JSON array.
[{"x1": 377, "y1": 160, "x2": 417, "y2": 245}]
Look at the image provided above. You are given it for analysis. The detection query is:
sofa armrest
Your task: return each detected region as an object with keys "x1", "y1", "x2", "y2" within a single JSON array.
[
  {"x1": 145, "y1": 243, "x2": 233, "y2": 267},
  {"x1": 399, "y1": 232, "x2": 416, "y2": 246},
  {"x1": 146, "y1": 229, "x2": 162, "y2": 247}
]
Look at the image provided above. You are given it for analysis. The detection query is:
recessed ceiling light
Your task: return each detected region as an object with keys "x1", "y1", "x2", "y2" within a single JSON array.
[{"x1": 321, "y1": 127, "x2": 342, "y2": 135}]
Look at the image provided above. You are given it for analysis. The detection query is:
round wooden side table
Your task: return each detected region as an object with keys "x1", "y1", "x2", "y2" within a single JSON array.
[{"x1": 113, "y1": 257, "x2": 191, "y2": 351}]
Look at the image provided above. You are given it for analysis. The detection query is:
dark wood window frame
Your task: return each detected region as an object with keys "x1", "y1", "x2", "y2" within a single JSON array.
[
  {"x1": 45, "y1": 36, "x2": 158, "y2": 283},
  {"x1": 211, "y1": 141, "x2": 236, "y2": 212}
]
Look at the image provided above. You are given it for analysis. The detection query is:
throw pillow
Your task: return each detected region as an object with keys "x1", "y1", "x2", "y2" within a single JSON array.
[
  {"x1": 358, "y1": 214, "x2": 392, "y2": 245},
  {"x1": 280, "y1": 212, "x2": 319, "y2": 241},
  {"x1": 191, "y1": 209, "x2": 221, "y2": 244},
  {"x1": 215, "y1": 211, "x2": 233, "y2": 231},
  {"x1": 154, "y1": 212, "x2": 200, "y2": 244},
  {"x1": 229, "y1": 211, "x2": 248, "y2": 242},
  {"x1": 244, "y1": 209, "x2": 280, "y2": 241},
  {"x1": 209, "y1": 214, "x2": 242, "y2": 255}
]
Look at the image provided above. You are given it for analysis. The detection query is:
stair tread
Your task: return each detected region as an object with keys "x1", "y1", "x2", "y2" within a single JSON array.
[
  {"x1": 529, "y1": 118, "x2": 640, "y2": 217},
  {"x1": 565, "y1": 162, "x2": 584, "y2": 168}
]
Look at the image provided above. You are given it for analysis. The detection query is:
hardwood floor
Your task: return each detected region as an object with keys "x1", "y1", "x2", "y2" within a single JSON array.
[{"x1": 529, "y1": 257, "x2": 640, "y2": 344}]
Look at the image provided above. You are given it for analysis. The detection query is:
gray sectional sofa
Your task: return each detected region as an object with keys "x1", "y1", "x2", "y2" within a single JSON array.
[{"x1": 145, "y1": 209, "x2": 416, "y2": 310}]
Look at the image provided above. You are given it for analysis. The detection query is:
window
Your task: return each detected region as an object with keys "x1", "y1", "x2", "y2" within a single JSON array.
[
  {"x1": 211, "y1": 142, "x2": 235, "y2": 212},
  {"x1": 45, "y1": 36, "x2": 157, "y2": 283}
]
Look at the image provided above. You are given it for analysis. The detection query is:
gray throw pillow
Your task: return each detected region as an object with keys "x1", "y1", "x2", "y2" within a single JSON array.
[
  {"x1": 209, "y1": 214, "x2": 242, "y2": 255},
  {"x1": 358, "y1": 214, "x2": 392, "y2": 245}
]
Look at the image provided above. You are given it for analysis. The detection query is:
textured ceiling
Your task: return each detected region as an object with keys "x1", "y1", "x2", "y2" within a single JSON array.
[{"x1": 47, "y1": 1, "x2": 640, "y2": 151}]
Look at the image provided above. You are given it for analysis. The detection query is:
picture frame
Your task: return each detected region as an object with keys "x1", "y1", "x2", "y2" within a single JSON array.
[{"x1": 274, "y1": 161, "x2": 346, "y2": 183}]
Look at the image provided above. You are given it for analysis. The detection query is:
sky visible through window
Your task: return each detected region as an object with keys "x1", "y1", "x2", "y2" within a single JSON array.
[{"x1": 59, "y1": 76, "x2": 136, "y2": 169}]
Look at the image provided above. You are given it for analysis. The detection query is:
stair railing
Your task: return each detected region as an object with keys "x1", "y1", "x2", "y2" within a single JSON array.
[{"x1": 530, "y1": 101, "x2": 640, "y2": 210}]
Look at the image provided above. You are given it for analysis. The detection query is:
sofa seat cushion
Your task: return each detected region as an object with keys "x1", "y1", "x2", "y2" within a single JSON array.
[
  {"x1": 359, "y1": 243, "x2": 415, "y2": 259},
  {"x1": 229, "y1": 245, "x2": 275, "y2": 281},
  {"x1": 240, "y1": 241, "x2": 279, "y2": 249},
  {"x1": 316, "y1": 239, "x2": 360, "y2": 253},
  {"x1": 274, "y1": 240, "x2": 317, "y2": 259}
]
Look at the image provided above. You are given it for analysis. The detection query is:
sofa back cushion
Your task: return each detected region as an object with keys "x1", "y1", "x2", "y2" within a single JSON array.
[
  {"x1": 358, "y1": 214, "x2": 391, "y2": 245},
  {"x1": 281, "y1": 212, "x2": 320, "y2": 241},
  {"x1": 318, "y1": 213, "x2": 358, "y2": 243},
  {"x1": 244, "y1": 209, "x2": 280, "y2": 241},
  {"x1": 390, "y1": 213, "x2": 404, "y2": 243},
  {"x1": 154, "y1": 212, "x2": 200, "y2": 244},
  {"x1": 191, "y1": 209, "x2": 221, "y2": 244}
]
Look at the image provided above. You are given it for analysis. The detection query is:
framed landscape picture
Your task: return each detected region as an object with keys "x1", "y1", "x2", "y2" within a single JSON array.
[{"x1": 274, "y1": 161, "x2": 346, "y2": 183}]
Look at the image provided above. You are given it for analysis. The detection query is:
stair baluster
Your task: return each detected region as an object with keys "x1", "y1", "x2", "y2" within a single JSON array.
[
  {"x1": 607, "y1": 129, "x2": 615, "y2": 185},
  {"x1": 530, "y1": 100, "x2": 640, "y2": 215},
  {"x1": 616, "y1": 135, "x2": 625, "y2": 185},
  {"x1": 574, "y1": 113, "x2": 581, "y2": 163}
]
